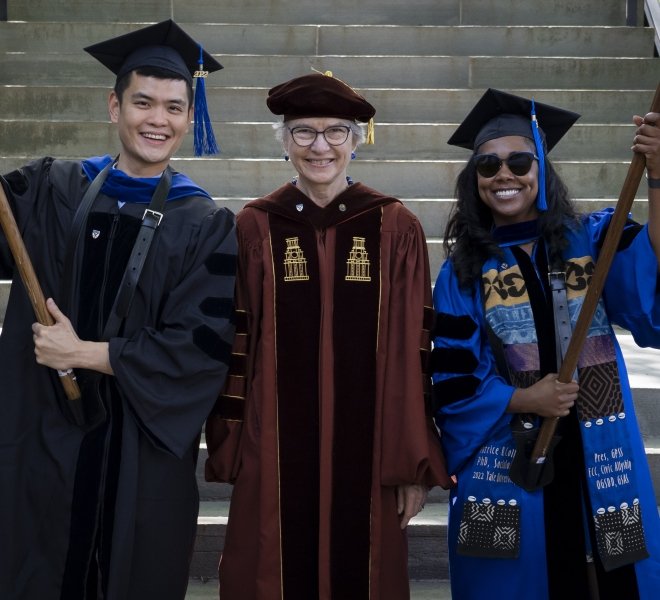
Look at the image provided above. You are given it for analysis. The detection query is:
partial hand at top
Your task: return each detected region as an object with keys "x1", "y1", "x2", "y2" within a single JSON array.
[
  {"x1": 632, "y1": 112, "x2": 660, "y2": 178},
  {"x1": 396, "y1": 483, "x2": 428, "y2": 530}
]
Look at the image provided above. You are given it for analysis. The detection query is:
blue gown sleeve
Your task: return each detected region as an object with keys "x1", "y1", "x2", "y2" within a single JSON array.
[
  {"x1": 431, "y1": 260, "x2": 516, "y2": 475},
  {"x1": 586, "y1": 209, "x2": 660, "y2": 348}
]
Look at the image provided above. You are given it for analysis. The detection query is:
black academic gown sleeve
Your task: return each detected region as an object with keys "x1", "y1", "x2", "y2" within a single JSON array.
[{"x1": 108, "y1": 203, "x2": 237, "y2": 458}]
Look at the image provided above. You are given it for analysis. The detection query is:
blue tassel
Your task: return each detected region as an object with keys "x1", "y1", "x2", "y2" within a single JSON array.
[
  {"x1": 530, "y1": 99, "x2": 547, "y2": 211},
  {"x1": 193, "y1": 45, "x2": 220, "y2": 156}
]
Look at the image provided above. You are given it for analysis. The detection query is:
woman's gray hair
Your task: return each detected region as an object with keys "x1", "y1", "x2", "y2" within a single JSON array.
[{"x1": 272, "y1": 119, "x2": 366, "y2": 146}]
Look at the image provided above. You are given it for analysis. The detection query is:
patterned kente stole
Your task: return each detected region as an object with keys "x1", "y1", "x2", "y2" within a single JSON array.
[
  {"x1": 267, "y1": 194, "x2": 385, "y2": 599},
  {"x1": 477, "y1": 246, "x2": 649, "y2": 570}
]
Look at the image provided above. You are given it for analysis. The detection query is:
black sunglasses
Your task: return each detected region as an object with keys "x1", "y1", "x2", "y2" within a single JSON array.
[{"x1": 473, "y1": 151, "x2": 539, "y2": 178}]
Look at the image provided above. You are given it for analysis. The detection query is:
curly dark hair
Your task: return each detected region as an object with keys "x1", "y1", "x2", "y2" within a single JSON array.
[{"x1": 443, "y1": 150, "x2": 580, "y2": 288}]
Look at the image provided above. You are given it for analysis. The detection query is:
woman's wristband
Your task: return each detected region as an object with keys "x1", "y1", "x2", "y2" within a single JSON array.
[{"x1": 648, "y1": 175, "x2": 660, "y2": 189}]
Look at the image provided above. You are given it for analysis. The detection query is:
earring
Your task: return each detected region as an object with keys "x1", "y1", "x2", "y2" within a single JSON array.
[
  {"x1": 351, "y1": 151, "x2": 356, "y2": 160},
  {"x1": 284, "y1": 154, "x2": 289, "y2": 161}
]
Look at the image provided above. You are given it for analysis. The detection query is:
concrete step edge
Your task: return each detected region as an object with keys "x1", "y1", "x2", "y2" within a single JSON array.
[
  {"x1": 1, "y1": 26, "x2": 653, "y2": 59},
  {"x1": 185, "y1": 578, "x2": 452, "y2": 598},
  {"x1": 196, "y1": 500, "x2": 660, "y2": 521},
  {"x1": 1, "y1": 87, "x2": 654, "y2": 126},
  {"x1": 0, "y1": 1, "x2": 635, "y2": 28},
  {"x1": 197, "y1": 499, "x2": 449, "y2": 526},
  {"x1": 1, "y1": 55, "x2": 657, "y2": 90}
]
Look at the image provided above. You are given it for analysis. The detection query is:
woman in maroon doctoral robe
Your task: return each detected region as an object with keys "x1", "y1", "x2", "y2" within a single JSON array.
[{"x1": 205, "y1": 72, "x2": 452, "y2": 600}]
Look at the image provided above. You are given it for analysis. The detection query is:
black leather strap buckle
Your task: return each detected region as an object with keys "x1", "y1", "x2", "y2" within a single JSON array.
[
  {"x1": 143, "y1": 208, "x2": 164, "y2": 227},
  {"x1": 547, "y1": 270, "x2": 566, "y2": 291}
]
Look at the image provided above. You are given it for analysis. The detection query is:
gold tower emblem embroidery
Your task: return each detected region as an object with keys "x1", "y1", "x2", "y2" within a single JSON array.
[
  {"x1": 345, "y1": 237, "x2": 371, "y2": 282},
  {"x1": 283, "y1": 237, "x2": 310, "y2": 281}
]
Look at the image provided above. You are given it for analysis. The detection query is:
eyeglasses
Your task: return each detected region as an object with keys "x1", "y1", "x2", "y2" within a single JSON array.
[
  {"x1": 473, "y1": 152, "x2": 539, "y2": 178},
  {"x1": 288, "y1": 125, "x2": 351, "y2": 147}
]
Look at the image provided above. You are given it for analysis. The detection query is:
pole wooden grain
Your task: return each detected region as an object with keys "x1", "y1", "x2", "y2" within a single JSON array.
[
  {"x1": 0, "y1": 183, "x2": 81, "y2": 401},
  {"x1": 530, "y1": 82, "x2": 660, "y2": 469}
]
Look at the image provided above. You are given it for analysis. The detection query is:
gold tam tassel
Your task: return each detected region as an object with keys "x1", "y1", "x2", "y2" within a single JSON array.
[
  {"x1": 311, "y1": 67, "x2": 333, "y2": 78},
  {"x1": 310, "y1": 67, "x2": 374, "y2": 143},
  {"x1": 366, "y1": 117, "x2": 374, "y2": 144}
]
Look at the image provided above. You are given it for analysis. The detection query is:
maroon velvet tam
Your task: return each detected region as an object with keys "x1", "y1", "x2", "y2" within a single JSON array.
[{"x1": 266, "y1": 73, "x2": 376, "y2": 122}]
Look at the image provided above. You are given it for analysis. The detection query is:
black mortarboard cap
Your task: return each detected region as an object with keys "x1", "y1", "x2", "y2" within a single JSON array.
[
  {"x1": 447, "y1": 88, "x2": 580, "y2": 153},
  {"x1": 84, "y1": 20, "x2": 223, "y2": 155},
  {"x1": 84, "y1": 19, "x2": 222, "y2": 85}
]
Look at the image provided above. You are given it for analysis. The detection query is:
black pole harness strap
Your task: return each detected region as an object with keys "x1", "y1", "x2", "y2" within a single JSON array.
[
  {"x1": 508, "y1": 267, "x2": 573, "y2": 491},
  {"x1": 55, "y1": 161, "x2": 172, "y2": 428},
  {"x1": 102, "y1": 166, "x2": 172, "y2": 340},
  {"x1": 59, "y1": 161, "x2": 172, "y2": 338},
  {"x1": 548, "y1": 271, "x2": 577, "y2": 383}
]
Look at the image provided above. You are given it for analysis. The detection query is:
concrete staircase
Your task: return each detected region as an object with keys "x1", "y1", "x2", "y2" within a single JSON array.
[{"x1": 1, "y1": 0, "x2": 659, "y2": 591}]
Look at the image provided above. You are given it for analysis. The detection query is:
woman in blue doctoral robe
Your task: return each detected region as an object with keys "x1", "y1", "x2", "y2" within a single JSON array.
[{"x1": 430, "y1": 88, "x2": 660, "y2": 600}]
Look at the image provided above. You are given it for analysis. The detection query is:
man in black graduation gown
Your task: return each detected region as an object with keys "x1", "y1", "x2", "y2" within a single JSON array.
[{"x1": 0, "y1": 21, "x2": 236, "y2": 600}]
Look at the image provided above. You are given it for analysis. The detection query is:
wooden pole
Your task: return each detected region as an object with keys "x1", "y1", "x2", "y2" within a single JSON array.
[
  {"x1": 0, "y1": 183, "x2": 82, "y2": 403},
  {"x1": 530, "y1": 83, "x2": 660, "y2": 473}
]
